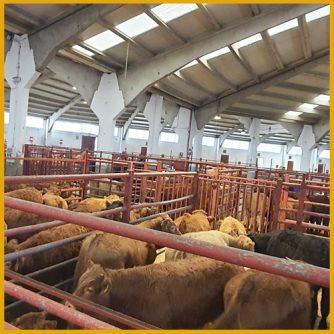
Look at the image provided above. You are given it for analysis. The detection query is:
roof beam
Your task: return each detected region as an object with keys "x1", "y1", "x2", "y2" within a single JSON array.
[
  {"x1": 260, "y1": 31, "x2": 284, "y2": 70},
  {"x1": 219, "y1": 125, "x2": 241, "y2": 148},
  {"x1": 173, "y1": 73, "x2": 216, "y2": 99},
  {"x1": 259, "y1": 91, "x2": 330, "y2": 107},
  {"x1": 298, "y1": 16, "x2": 312, "y2": 59},
  {"x1": 313, "y1": 116, "x2": 329, "y2": 144},
  {"x1": 277, "y1": 81, "x2": 329, "y2": 95},
  {"x1": 197, "y1": 59, "x2": 237, "y2": 92},
  {"x1": 99, "y1": 18, "x2": 154, "y2": 57},
  {"x1": 259, "y1": 133, "x2": 274, "y2": 143},
  {"x1": 122, "y1": 109, "x2": 140, "y2": 140},
  {"x1": 197, "y1": 4, "x2": 221, "y2": 30},
  {"x1": 141, "y1": 5, "x2": 186, "y2": 44},
  {"x1": 250, "y1": 5, "x2": 261, "y2": 15},
  {"x1": 29, "y1": 4, "x2": 122, "y2": 70},
  {"x1": 228, "y1": 46, "x2": 259, "y2": 82},
  {"x1": 47, "y1": 95, "x2": 82, "y2": 132},
  {"x1": 118, "y1": 4, "x2": 323, "y2": 106},
  {"x1": 48, "y1": 56, "x2": 102, "y2": 105},
  {"x1": 195, "y1": 53, "x2": 328, "y2": 128}
]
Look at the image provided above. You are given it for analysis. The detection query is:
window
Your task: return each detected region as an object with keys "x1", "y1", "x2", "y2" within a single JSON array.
[
  {"x1": 288, "y1": 146, "x2": 302, "y2": 155},
  {"x1": 84, "y1": 30, "x2": 124, "y2": 51},
  {"x1": 319, "y1": 150, "x2": 329, "y2": 159},
  {"x1": 114, "y1": 127, "x2": 119, "y2": 137},
  {"x1": 72, "y1": 45, "x2": 94, "y2": 57},
  {"x1": 202, "y1": 136, "x2": 215, "y2": 147},
  {"x1": 285, "y1": 111, "x2": 302, "y2": 117},
  {"x1": 26, "y1": 116, "x2": 44, "y2": 129},
  {"x1": 4, "y1": 112, "x2": 9, "y2": 124},
  {"x1": 53, "y1": 121, "x2": 99, "y2": 135},
  {"x1": 258, "y1": 143, "x2": 281, "y2": 153},
  {"x1": 160, "y1": 132, "x2": 179, "y2": 143},
  {"x1": 151, "y1": 4, "x2": 198, "y2": 22},
  {"x1": 128, "y1": 128, "x2": 149, "y2": 140},
  {"x1": 116, "y1": 13, "x2": 158, "y2": 37},
  {"x1": 305, "y1": 5, "x2": 329, "y2": 22},
  {"x1": 267, "y1": 19, "x2": 298, "y2": 36},
  {"x1": 233, "y1": 34, "x2": 262, "y2": 49},
  {"x1": 223, "y1": 139, "x2": 249, "y2": 150}
]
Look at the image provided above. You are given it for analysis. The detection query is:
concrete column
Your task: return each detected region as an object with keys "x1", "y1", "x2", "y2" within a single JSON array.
[
  {"x1": 91, "y1": 73, "x2": 124, "y2": 152},
  {"x1": 143, "y1": 94, "x2": 164, "y2": 155},
  {"x1": 188, "y1": 111, "x2": 204, "y2": 160},
  {"x1": 4, "y1": 35, "x2": 40, "y2": 156},
  {"x1": 247, "y1": 118, "x2": 261, "y2": 165},
  {"x1": 297, "y1": 125, "x2": 316, "y2": 172},
  {"x1": 172, "y1": 107, "x2": 191, "y2": 156}
]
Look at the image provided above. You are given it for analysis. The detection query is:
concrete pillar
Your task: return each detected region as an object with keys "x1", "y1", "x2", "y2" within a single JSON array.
[
  {"x1": 91, "y1": 73, "x2": 124, "y2": 152},
  {"x1": 115, "y1": 127, "x2": 123, "y2": 153},
  {"x1": 172, "y1": 107, "x2": 191, "y2": 156},
  {"x1": 297, "y1": 125, "x2": 316, "y2": 172},
  {"x1": 143, "y1": 94, "x2": 164, "y2": 155},
  {"x1": 189, "y1": 111, "x2": 204, "y2": 160},
  {"x1": 4, "y1": 35, "x2": 40, "y2": 156},
  {"x1": 247, "y1": 118, "x2": 261, "y2": 165}
]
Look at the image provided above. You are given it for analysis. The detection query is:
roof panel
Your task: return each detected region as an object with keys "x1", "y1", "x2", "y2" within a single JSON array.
[{"x1": 307, "y1": 18, "x2": 329, "y2": 53}]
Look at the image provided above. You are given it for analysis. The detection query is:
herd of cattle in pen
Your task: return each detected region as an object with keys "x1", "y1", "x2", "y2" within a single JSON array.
[{"x1": 4, "y1": 180, "x2": 329, "y2": 330}]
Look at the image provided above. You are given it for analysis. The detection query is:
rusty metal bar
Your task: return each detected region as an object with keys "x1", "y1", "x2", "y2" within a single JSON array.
[
  {"x1": 4, "y1": 322, "x2": 19, "y2": 330},
  {"x1": 5, "y1": 278, "x2": 74, "y2": 312},
  {"x1": 131, "y1": 195, "x2": 194, "y2": 210},
  {"x1": 4, "y1": 280, "x2": 118, "y2": 330},
  {"x1": 4, "y1": 197, "x2": 329, "y2": 287},
  {"x1": 26, "y1": 257, "x2": 78, "y2": 278},
  {"x1": 5, "y1": 232, "x2": 92, "y2": 262},
  {"x1": 278, "y1": 219, "x2": 330, "y2": 232},
  {"x1": 130, "y1": 205, "x2": 192, "y2": 224},
  {"x1": 5, "y1": 271, "x2": 159, "y2": 329}
]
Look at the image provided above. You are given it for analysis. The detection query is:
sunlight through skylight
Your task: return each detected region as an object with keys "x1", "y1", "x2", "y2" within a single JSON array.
[
  {"x1": 72, "y1": 45, "x2": 94, "y2": 57},
  {"x1": 299, "y1": 103, "x2": 318, "y2": 109},
  {"x1": 201, "y1": 47, "x2": 230, "y2": 61},
  {"x1": 116, "y1": 13, "x2": 158, "y2": 38},
  {"x1": 285, "y1": 111, "x2": 302, "y2": 117},
  {"x1": 180, "y1": 60, "x2": 198, "y2": 70},
  {"x1": 84, "y1": 30, "x2": 124, "y2": 51},
  {"x1": 233, "y1": 34, "x2": 262, "y2": 49},
  {"x1": 151, "y1": 4, "x2": 198, "y2": 22},
  {"x1": 268, "y1": 19, "x2": 298, "y2": 36},
  {"x1": 314, "y1": 94, "x2": 330, "y2": 103},
  {"x1": 305, "y1": 5, "x2": 330, "y2": 23}
]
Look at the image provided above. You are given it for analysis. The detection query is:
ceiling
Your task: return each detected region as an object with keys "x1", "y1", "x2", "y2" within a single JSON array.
[{"x1": 4, "y1": 4, "x2": 330, "y2": 146}]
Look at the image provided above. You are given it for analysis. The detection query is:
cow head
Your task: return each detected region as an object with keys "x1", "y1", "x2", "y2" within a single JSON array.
[
  {"x1": 73, "y1": 261, "x2": 111, "y2": 307},
  {"x1": 160, "y1": 219, "x2": 181, "y2": 235},
  {"x1": 11, "y1": 311, "x2": 57, "y2": 330}
]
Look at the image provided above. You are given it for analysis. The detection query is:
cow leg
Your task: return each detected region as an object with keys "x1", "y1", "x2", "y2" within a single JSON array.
[
  {"x1": 319, "y1": 288, "x2": 329, "y2": 329},
  {"x1": 311, "y1": 286, "x2": 320, "y2": 329}
]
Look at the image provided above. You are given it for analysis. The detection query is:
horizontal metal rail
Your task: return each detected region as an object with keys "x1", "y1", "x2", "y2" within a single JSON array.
[
  {"x1": 4, "y1": 322, "x2": 18, "y2": 330},
  {"x1": 5, "y1": 271, "x2": 159, "y2": 330},
  {"x1": 5, "y1": 280, "x2": 118, "y2": 330},
  {"x1": 5, "y1": 278, "x2": 74, "y2": 312},
  {"x1": 131, "y1": 194, "x2": 193, "y2": 210},
  {"x1": 279, "y1": 220, "x2": 330, "y2": 232},
  {"x1": 4, "y1": 197, "x2": 329, "y2": 288}
]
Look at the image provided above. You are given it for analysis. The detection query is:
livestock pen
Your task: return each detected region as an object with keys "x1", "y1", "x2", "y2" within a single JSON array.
[{"x1": 4, "y1": 168, "x2": 330, "y2": 329}]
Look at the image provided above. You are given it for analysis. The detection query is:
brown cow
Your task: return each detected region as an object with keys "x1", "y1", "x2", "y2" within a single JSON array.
[
  {"x1": 71, "y1": 258, "x2": 244, "y2": 329},
  {"x1": 205, "y1": 269, "x2": 311, "y2": 329}
]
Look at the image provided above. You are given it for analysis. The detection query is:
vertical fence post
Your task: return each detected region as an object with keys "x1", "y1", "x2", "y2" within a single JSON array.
[
  {"x1": 295, "y1": 175, "x2": 307, "y2": 231},
  {"x1": 270, "y1": 178, "x2": 283, "y2": 231},
  {"x1": 123, "y1": 162, "x2": 134, "y2": 223},
  {"x1": 191, "y1": 171, "x2": 200, "y2": 211}
]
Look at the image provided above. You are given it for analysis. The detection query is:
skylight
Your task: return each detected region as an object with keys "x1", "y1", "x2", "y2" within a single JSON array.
[
  {"x1": 267, "y1": 18, "x2": 298, "y2": 36},
  {"x1": 285, "y1": 111, "x2": 302, "y2": 117},
  {"x1": 180, "y1": 60, "x2": 198, "y2": 70},
  {"x1": 299, "y1": 103, "x2": 318, "y2": 109},
  {"x1": 314, "y1": 94, "x2": 330, "y2": 103},
  {"x1": 214, "y1": 115, "x2": 221, "y2": 120},
  {"x1": 305, "y1": 5, "x2": 330, "y2": 23},
  {"x1": 84, "y1": 30, "x2": 124, "y2": 51},
  {"x1": 201, "y1": 47, "x2": 230, "y2": 61},
  {"x1": 72, "y1": 45, "x2": 94, "y2": 57},
  {"x1": 233, "y1": 34, "x2": 262, "y2": 49},
  {"x1": 116, "y1": 13, "x2": 158, "y2": 38},
  {"x1": 151, "y1": 4, "x2": 198, "y2": 22}
]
